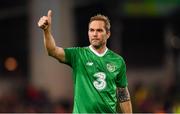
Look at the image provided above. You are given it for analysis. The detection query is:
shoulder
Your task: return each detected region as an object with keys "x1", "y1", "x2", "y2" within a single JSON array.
[
  {"x1": 64, "y1": 46, "x2": 87, "y2": 51},
  {"x1": 64, "y1": 46, "x2": 89, "y2": 54},
  {"x1": 108, "y1": 49, "x2": 125, "y2": 62}
]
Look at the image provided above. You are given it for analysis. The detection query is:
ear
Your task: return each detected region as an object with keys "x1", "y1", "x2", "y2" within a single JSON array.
[{"x1": 107, "y1": 31, "x2": 111, "y2": 39}]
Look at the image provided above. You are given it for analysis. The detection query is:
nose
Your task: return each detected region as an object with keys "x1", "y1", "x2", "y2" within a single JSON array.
[{"x1": 93, "y1": 31, "x2": 98, "y2": 36}]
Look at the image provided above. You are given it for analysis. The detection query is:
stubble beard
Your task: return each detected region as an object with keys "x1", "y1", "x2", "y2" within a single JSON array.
[{"x1": 91, "y1": 40, "x2": 105, "y2": 49}]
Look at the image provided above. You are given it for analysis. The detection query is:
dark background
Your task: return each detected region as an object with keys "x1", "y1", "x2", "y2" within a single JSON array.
[{"x1": 0, "y1": 0, "x2": 180, "y2": 113}]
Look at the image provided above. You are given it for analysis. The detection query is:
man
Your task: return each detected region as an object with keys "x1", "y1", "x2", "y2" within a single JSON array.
[{"x1": 38, "y1": 10, "x2": 132, "y2": 113}]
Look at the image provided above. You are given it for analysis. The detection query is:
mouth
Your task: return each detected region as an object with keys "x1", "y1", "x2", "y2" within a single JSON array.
[
  {"x1": 91, "y1": 39, "x2": 99, "y2": 43},
  {"x1": 92, "y1": 38, "x2": 99, "y2": 41}
]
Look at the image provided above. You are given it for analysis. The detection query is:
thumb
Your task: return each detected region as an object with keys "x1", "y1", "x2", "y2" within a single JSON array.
[{"x1": 47, "y1": 10, "x2": 52, "y2": 22}]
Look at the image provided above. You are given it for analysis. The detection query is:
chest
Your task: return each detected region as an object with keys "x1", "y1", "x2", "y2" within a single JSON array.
[{"x1": 78, "y1": 54, "x2": 121, "y2": 80}]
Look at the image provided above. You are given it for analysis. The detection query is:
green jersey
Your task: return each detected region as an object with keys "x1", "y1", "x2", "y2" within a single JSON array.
[{"x1": 64, "y1": 46, "x2": 128, "y2": 113}]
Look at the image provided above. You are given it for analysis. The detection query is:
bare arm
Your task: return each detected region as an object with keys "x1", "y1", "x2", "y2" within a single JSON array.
[
  {"x1": 38, "y1": 10, "x2": 65, "y2": 62},
  {"x1": 117, "y1": 87, "x2": 132, "y2": 113}
]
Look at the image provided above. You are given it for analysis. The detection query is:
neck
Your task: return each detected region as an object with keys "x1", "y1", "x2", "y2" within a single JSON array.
[{"x1": 90, "y1": 45, "x2": 107, "y2": 54}]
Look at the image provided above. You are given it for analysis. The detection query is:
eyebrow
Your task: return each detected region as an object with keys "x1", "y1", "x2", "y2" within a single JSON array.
[{"x1": 89, "y1": 28, "x2": 103, "y2": 31}]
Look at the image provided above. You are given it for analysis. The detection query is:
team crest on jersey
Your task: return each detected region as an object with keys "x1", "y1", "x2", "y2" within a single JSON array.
[{"x1": 106, "y1": 63, "x2": 116, "y2": 72}]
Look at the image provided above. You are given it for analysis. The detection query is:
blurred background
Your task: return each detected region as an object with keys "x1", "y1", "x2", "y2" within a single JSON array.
[{"x1": 0, "y1": 0, "x2": 180, "y2": 113}]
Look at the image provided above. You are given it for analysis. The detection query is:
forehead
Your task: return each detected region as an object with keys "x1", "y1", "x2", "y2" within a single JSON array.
[{"x1": 89, "y1": 20, "x2": 105, "y2": 28}]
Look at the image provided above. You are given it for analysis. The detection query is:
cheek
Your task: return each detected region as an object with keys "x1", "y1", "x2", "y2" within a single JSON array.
[
  {"x1": 101, "y1": 34, "x2": 107, "y2": 40},
  {"x1": 88, "y1": 33, "x2": 92, "y2": 41},
  {"x1": 88, "y1": 32, "x2": 91, "y2": 38},
  {"x1": 88, "y1": 32, "x2": 93, "y2": 37}
]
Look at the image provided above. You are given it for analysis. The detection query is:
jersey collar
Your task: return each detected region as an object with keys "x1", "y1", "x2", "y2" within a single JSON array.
[{"x1": 89, "y1": 45, "x2": 108, "y2": 57}]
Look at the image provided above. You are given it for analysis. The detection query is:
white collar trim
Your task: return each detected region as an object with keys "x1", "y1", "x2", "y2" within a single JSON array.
[{"x1": 89, "y1": 45, "x2": 108, "y2": 57}]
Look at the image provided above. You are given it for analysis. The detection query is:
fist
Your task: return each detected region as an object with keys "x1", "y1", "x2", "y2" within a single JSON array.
[{"x1": 38, "y1": 10, "x2": 52, "y2": 30}]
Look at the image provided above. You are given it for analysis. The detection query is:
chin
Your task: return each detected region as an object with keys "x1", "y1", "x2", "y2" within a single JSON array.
[
  {"x1": 91, "y1": 44, "x2": 101, "y2": 49},
  {"x1": 91, "y1": 43, "x2": 98, "y2": 46}
]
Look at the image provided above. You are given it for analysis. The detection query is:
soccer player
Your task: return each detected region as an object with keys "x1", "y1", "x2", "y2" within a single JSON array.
[{"x1": 38, "y1": 10, "x2": 132, "y2": 113}]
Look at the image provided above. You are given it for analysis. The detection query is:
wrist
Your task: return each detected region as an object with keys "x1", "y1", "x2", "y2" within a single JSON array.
[{"x1": 44, "y1": 27, "x2": 51, "y2": 33}]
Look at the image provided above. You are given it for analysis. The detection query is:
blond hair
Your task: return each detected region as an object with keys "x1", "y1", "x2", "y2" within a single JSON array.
[{"x1": 89, "y1": 14, "x2": 111, "y2": 32}]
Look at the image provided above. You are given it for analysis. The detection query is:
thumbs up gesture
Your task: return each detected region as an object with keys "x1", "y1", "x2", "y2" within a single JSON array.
[{"x1": 38, "y1": 10, "x2": 52, "y2": 31}]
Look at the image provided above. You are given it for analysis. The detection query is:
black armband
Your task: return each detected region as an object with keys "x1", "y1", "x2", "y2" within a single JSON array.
[{"x1": 117, "y1": 87, "x2": 130, "y2": 102}]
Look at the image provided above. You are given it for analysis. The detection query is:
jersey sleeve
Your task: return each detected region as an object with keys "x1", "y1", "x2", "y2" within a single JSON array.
[
  {"x1": 115, "y1": 58, "x2": 128, "y2": 88},
  {"x1": 64, "y1": 47, "x2": 78, "y2": 67}
]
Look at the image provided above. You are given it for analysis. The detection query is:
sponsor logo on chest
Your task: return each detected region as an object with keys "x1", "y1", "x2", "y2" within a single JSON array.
[{"x1": 86, "y1": 61, "x2": 94, "y2": 66}]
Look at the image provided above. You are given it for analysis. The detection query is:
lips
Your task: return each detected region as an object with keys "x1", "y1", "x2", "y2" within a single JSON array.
[
  {"x1": 91, "y1": 39, "x2": 99, "y2": 43},
  {"x1": 92, "y1": 38, "x2": 99, "y2": 41}
]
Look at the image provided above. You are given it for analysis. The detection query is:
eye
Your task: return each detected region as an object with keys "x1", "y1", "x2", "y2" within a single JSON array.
[
  {"x1": 97, "y1": 29, "x2": 103, "y2": 32},
  {"x1": 89, "y1": 28, "x2": 94, "y2": 32}
]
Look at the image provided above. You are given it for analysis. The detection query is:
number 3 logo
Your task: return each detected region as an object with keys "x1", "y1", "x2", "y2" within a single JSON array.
[{"x1": 93, "y1": 72, "x2": 106, "y2": 91}]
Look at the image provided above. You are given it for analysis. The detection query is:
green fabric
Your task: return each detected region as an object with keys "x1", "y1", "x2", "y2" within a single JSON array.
[{"x1": 64, "y1": 47, "x2": 128, "y2": 113}]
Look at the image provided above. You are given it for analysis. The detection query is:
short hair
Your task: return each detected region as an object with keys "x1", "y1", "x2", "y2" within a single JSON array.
[{"x1": 89, "y1": 14, "x2": 111, "y2": 32}]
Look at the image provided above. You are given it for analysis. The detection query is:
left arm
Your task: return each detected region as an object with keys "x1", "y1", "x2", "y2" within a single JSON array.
[{"x1": 117, "y1": 87, "x2": 132, "y2": 113}]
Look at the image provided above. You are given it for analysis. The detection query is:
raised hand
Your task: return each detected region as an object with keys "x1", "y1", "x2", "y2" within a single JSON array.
[{"x1": 38, "y1": 10, "x2": 52, "y2": 30}]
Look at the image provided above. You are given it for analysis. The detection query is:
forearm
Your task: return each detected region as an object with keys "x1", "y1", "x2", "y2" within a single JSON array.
[
  {"x1": 119, "y1": 100, "x2": 132, "y2": 113},
  {"x1": 117, "y1": 87, "x2": 132, "y2": 113},
  {"x1": 43, "y1": 30, "x2": 65, "y2": 62},
  {"x1": 43, "y1": 30, "x2": 57, "y2": 56}
]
